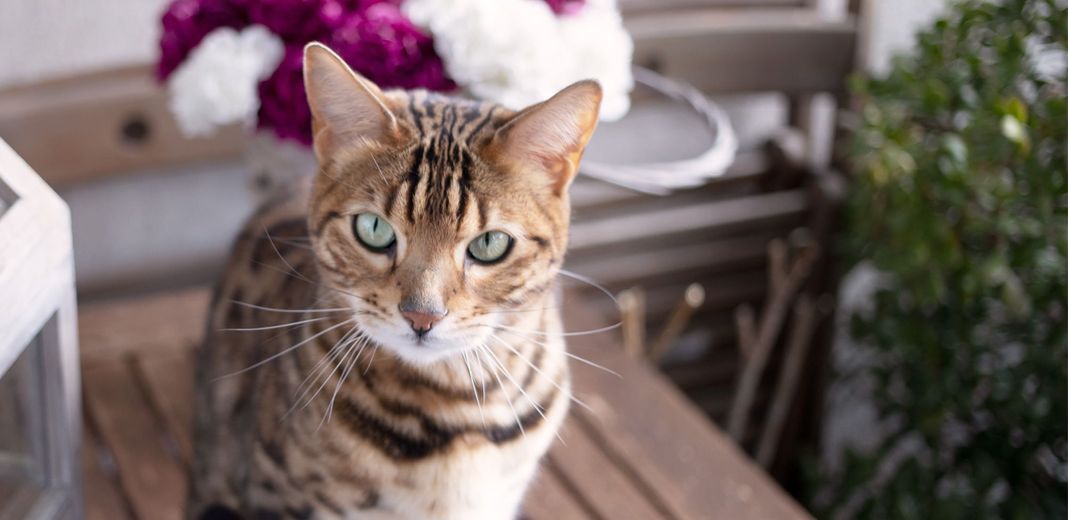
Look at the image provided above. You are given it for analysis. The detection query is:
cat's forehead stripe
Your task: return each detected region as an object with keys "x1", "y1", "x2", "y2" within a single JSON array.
[{"x1": 393, "y1": 93, "x2": 503, "y2": 228}]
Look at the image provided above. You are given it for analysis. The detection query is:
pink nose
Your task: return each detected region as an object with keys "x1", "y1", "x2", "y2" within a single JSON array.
[{"x1": 401, "y1": 309, "x2": 446, "y2": 336}]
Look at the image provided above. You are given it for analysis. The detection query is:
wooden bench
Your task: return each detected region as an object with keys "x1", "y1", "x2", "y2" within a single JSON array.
[{"x1": 78, "y1": 287, "x2": 810, "y2": 519}]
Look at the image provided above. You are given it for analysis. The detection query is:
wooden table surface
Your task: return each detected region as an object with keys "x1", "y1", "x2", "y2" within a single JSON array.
[{"x1": 77, "y1": 287, "x2": 810, "y2": 520}]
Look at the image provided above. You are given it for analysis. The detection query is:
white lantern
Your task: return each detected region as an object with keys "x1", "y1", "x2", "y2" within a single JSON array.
[{"x1": 0, "y1": 138, "x2": 81, "y2": 518}]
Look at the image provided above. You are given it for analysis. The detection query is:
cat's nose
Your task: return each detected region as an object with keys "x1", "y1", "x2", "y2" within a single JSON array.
[{"x1": 399, "y1": 304, "x2": 447, "y2": 337}]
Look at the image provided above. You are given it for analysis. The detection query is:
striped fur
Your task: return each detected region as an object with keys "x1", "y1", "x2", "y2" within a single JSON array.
[{"x1": 189, "y1": 45, "x2": 601, "y2": 520}]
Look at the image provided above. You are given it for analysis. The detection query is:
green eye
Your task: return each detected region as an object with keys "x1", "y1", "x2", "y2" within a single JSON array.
[
  {"x1": 467, "y1": 231, "x2": 513, "y2": 264},
  {"x1": 353, "y1": 213, "x2": 396, "y2": 251}
]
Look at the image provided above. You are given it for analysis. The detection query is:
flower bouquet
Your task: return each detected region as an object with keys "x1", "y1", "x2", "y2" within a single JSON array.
[{"x1": 158, "y1": 0, "x2": 736, "y2": 192}]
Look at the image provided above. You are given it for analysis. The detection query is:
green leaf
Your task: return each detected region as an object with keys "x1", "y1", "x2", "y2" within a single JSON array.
[{"x1": 1000, "y1": 114, "x2": 1031, "y2": 153}]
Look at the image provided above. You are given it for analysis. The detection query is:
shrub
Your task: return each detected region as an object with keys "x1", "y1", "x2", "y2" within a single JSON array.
[{"x1": 816, "y1": 1, "x2": 1067, "y2": 517}]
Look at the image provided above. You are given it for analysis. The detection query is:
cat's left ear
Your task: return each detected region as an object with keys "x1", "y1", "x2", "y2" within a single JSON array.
[{"x1": 487, "y1": 81, "x2": 602, "y2": 195}]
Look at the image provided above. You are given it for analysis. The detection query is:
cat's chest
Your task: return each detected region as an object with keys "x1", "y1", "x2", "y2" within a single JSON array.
[
  {"x1": 311, "y1": 427, "x2": 559, "y2": 520},
  {"x1": 316, "y1": 397, "x2": 567, "y2": 520}
]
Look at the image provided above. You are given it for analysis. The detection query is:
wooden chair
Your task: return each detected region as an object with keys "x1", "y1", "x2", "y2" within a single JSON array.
[
  {"x1": 567, "y1": 0, "x2": 865, "y2": 479},
  {"x1": 0, "y1": 0, "x2": 868, "y2": 484}
]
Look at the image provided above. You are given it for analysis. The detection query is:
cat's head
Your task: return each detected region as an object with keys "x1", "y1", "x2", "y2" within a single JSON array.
[{"x1": 302, "y1": 43, "x2": 601, "y2": 365}]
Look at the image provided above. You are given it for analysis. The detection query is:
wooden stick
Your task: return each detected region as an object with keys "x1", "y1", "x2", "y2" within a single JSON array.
[
  {"x1": 618, "y1": 287, "x2": 646, "y2": 357},
  {"x1": 755, "y1": 294, "x2": 821, "y2": 467},
  {"x1": 768, "y1": 239, "x2": 788, "y2": 296},
  {"x1": 734, "y1": 304, "x2": 757, "y2": 359},
  {"x1": 649, "y1": 283, "x2": 705, "y2": 362},
  {"x1": 727, "y1": 241, "x2": 819, "y2": 441}
]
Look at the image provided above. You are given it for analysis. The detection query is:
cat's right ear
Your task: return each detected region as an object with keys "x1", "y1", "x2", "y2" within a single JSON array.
[{"x1": 303, "y1": 43, "x2": 406, "y2": 161}]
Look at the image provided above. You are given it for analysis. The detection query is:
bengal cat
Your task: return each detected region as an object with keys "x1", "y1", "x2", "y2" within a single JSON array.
[{"x1": 188, "y1": 43, "x2": 602, "y2": 519}]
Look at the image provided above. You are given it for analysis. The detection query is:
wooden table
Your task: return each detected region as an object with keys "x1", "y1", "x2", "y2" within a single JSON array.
[{"x1": 77, "y1": 287, "x2": 810, "y2": 520}]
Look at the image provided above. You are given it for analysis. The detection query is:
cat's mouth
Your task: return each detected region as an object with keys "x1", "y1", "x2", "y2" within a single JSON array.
[
  {"x1": 355, "y1": 315, "x2": 488, "y2": 366},
  {"x1": 409, "y1": 331, "x2": 437, "y2": 347}
]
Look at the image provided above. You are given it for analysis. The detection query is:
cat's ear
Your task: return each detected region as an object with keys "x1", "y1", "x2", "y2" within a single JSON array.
[
  {"x1": 488, "y1": 81, "x2": 602, "y2": 195},
  {"x1": 303, "y1": 42, "x2": 405, "y2": 160}
]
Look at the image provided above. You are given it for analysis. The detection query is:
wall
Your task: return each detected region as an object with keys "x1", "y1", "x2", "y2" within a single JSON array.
[{"x1": 0, "y1": 0, "x2": 168, "y2": 89}]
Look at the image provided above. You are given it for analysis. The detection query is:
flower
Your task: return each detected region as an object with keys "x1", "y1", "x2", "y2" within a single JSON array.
[
  {"x1": 158, "y1": 0, "x2": 249, "y2": 79},
  {"x1": 543, "y1": 0, "x2": 586, "y2": 15},
  {"x1": 159, "y1": 0, "x2": 629, "y2": 142},
  {"x1": 329, "y1": 3, "x2": 455, "y2": 91},
  {"x1": 558, "y1": 0, "x2": 633, "y2": 119},
  {"x1": 257, "y1": 45, "x2": 314, "y2": 144},
  {"x1": 168, "y1": 25, "x2": 285, "y2": 136},
  {"x1": 248, "y1": 0, "x2": 346, "y2": 41},
  {"x1": 403, "y1": 0, "x2": 632, "y2": 120}
]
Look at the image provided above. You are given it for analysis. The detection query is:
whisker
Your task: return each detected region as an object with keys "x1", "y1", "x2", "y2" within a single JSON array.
[
  {"x1": 558, "y1": 269, "x2": 620, "y2": 308},
  {"x1": 362, "y1": 344, "x2": 380, "y2": 376},
  {"x1": 490, "y1": 322, "x2": 622, "y2": 338},
  {"x1": 472, "y1": 348, "x2": 489, "y2": 402},
  {"x1": 559, "y1": 351, "x2": 624, "y2": 379},
  {"x1": 368, "y1": 151, "x2": 390, "y2": 185},
  {"x1": 214, "y1": 319, "x2": 354, "y2": 380},
  {"x1": 231, "y1": 300, "x2": 349, "y2": 314},
  {"x1": 286, "y1": 326, "x2": 361, "y2": 418},
  {"x1": 461, "y1": 350, "x2": 487, "y2": 428},
  {"x1": 480, "y1": 345, "x2": 562, "y2": 444},
  {"x1": 478, "y1": 345, "x2": 525, "y2": 438},
  {"x1": 321, "y1": 335, "x2": 368, "y2": 428},
  {"x1": 306, "y1": 334, "x2": 362, "y2": 425},
  {"x1": 480, "y1": 346, "x2": 547, "y2": 418},
  {"x1": 497, "y1": 329, "x2": 623, "y2": 379},
  {"x1": 249, "y1": 254, "x2": 368, "y2": 304},
  {"x1": 265, "y1": 235, "x2": 311, "y2": 242},
  {"x1": 482, "y1": 306, "x2": 560, "y2": 315},
  {"x1": 272, "y1": 238, "x2": 312, "y2": 250},
  {"x1": 221, "y1": 316, "x2": 330, "y2": 332},
  {"x1": 288, "y1": 337, "x2": 354, "y2": 418},
  {"x1": 264, "y1": 225, "x2": 307, "y2": 279},
  {"x1": 489, "y1": 334, "x2": 593, "y2": 414}
]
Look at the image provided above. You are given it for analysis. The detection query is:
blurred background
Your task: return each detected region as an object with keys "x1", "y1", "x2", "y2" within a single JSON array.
[{"x1": 0, "y1": 0, "x2": 1064, "y2": 519}]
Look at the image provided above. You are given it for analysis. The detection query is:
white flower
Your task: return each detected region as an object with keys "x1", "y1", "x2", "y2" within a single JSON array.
[
  {"x1": 167, "y1": 25, "x2": 284, "y2": 137},
  {"x1": 404, "y1": 0, "x2": 633, "y2": 120}
]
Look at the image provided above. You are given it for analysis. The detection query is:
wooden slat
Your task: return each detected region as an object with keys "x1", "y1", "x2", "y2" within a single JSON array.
[
  {"x1": 569, "y1": 189, "x2": 808, "y2": 252},
  {"x1": 571, "y1": 150, "x2": 768, "y2": 211},
  {"x1": 135, "y1": 350, "x2": 197, "y2": 465},
  {"x1": 580, "y1": 271, "x2": 767, "y2": 324},
  {"x1": 78, "y1": 286, "x2": 209, "y2": 360},
  {"x1": 523, "y1": 465, "x2": 592, "y2": 520},
  {"x1": 564, "y1": 306, "x2": 811, "y2": 519},
  {"x1": 82, "y1": 360, "x2": 187, "y2": 520},
  {"x1": 82, "y1": 427, "x2": 134, "y2": 520},
  {"x1": 566, "y1": 234, "x2": 770, "y2": 289},
  {"x1": 0, "y1": 66, "x2": 245, "y2": 188},
  {"x1": 572, "y1": 408, "x2": 696, "y2": 519},
  {"x1": 621, "y1": 0, "x2": 803, "y2": 13},
  {"x1": 549, "y1": 418, "x2": 668, "y2": 519},
  {"x1": 628, "y1": 9, "x2": 856, "y2": 94}
]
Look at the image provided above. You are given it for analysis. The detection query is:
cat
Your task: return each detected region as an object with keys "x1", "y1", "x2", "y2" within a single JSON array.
[{"x1": 188, "y1": 42, "x2": 602, "y2": 520}]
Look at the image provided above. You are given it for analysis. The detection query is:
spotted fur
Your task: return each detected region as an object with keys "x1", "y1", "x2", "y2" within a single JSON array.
[{"x1": 188, "y1": 44, "x2": 602, "y2": 519}]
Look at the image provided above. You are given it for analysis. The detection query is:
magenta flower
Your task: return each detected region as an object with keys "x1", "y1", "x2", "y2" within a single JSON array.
[
  {"x1": 543, "y1": 0, "x2": 586, "y2": 15},
  {"x1": 257, "y1": 45, "x2": 314, "y2": 144},
  {"x1": 157, "y1": 0, "x2": 249, "y2": 79},
  {"x1": 329, "y1": 3, "x2": 455, "y2": 91},
  {"x1": 248, "y1": 0, "x2": 346, "y2": 41},
  {"x1": 160, "y1": 0, "x2": 580, "y2": 143}
]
